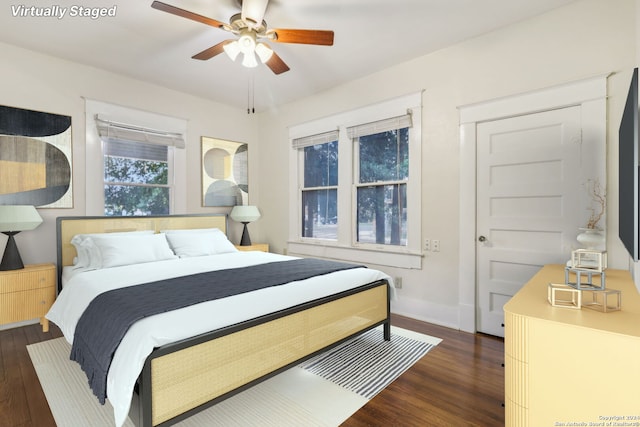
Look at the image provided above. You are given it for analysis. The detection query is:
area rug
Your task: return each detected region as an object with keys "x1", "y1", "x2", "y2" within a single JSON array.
[{"x1": 27, "y1": 326, "x2": 441, "y2": 427}]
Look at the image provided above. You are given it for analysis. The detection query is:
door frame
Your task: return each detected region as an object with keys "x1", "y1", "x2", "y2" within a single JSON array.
[{"x1": 457, "y1": 75, "x2": 608, "y2": 333}]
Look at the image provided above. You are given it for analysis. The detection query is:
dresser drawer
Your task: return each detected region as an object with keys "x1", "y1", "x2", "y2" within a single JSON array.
[
  {"x1": 0, "y1": 286, "x2": 56, "y2": 324},
  {"x1": 0, "y1": 264, "x2": 56, "y2": 293}
]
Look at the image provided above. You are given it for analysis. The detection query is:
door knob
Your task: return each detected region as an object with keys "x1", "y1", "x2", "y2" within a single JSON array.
[{"x1": 478, "y1": 235, "x2": 487, "y2": 242}]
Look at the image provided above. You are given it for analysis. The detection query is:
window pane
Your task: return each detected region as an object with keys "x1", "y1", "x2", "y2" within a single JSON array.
[
  {"x1": 104, "y1": 156, "x2": 168, "y2": 185},
  {"x1": 357, "y1": 184, "x2": 407, "y2": 245},
  {"x1": 304, "y1": 141, "x2": 338, "y2": 187},
  {"x1": 302, "y1": 189, "x2": 337, "y2": 239},
  {"x1": 359, "y1": 128, "x2": 409, "y2": 183},
  {"x1": 104, "y1": 184, "x2": 169, "y2": 216}
]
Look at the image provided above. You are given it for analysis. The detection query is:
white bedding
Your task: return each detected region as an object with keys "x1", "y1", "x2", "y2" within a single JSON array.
[{"x1": 47, "y1": 251, "x2": 391, "y2": 427}]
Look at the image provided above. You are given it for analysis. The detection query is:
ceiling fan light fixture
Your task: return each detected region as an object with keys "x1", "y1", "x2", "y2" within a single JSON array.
[
  {"x1": 238, "y1": 31, "x2": 256, "y2": 55},
  {"x1": 242, "y1": 51, "x2": 258, "y2": 68},
  {"x1": 255, "y1": 42, "x2": 273, "y2": 63},
  {"x1": 223, "y1": 40, "x2": 241, "y2": 61}
]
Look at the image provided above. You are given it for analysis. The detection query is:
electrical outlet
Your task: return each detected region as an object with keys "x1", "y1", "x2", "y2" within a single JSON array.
[
  {"x1": 394, "y1": 276, "x2": 402, "y2": 289},
  {"x1": 433, "y1": 240, "x2": 440, "y2": 252},
  {"x1": 424, "y1": 239, "x2": 430, "y2": 251}
]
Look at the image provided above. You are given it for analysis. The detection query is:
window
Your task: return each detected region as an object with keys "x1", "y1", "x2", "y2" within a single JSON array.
[
  {"x1": 94, "y1": 114, "x2": 184, "y2": 216},
  {"x1": 351, "y1": 118, "x2": 410, "y2": 246},
  {"x1": 289, "y1": 93, "x2": 422, "y2": 267},
  {"x1": 103, "y1": 139, "x2": 170, "y2": 215},
  {"x1": 302, "y1": 140, "x2": 338, "y2": 239}
]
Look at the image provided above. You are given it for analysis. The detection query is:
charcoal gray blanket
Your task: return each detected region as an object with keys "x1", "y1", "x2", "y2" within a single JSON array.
[{"x1": 70, "y1": 258, "x2": 365, "y2": 404}]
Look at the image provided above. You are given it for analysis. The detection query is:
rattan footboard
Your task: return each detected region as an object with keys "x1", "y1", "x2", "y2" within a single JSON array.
[{"x1": 138, "y1": 280, "x2": 390, "y2": 427}]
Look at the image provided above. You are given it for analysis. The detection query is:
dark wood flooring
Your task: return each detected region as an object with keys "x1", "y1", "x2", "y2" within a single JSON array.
[{"x1": 0, "y1": 314, "x2": 504, "y2": 427}]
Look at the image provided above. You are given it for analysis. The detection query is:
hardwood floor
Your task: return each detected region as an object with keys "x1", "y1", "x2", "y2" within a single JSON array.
[
  {"x1": 0, "y1": 314, "x2": 504, "y2": 427},
  {"x1": 343, "y1": 315, "x2": 505, "y2": 427}
]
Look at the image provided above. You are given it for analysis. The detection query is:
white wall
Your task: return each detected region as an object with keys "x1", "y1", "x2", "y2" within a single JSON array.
[
  {"x1": 254, "y1": 0, "x2": 639, "y2": 328},
  {"x1": 0, "y1": 41, "x2": 257, "y2": 265}
]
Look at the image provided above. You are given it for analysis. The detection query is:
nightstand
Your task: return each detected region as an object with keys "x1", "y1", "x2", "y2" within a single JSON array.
[
  {"x1": 235, "y1": 243, "x2": 269, "y2": 252},
  {"x1": 0, "y1": 263, "x2": 56, "y2": 332}
]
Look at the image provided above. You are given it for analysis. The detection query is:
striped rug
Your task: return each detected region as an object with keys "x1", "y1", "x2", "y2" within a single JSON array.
[
  {"x1": 28, "y1": 326, "x2": 440, "y2": 427},
  {"x1": 300, "y1": 328, "x2": 439, "y2": 399}
]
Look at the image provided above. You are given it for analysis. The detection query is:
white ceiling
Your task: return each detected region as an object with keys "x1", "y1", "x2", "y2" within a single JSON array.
[{"x1": 0, "y1": 0, "x2": 579, "y2": 112}]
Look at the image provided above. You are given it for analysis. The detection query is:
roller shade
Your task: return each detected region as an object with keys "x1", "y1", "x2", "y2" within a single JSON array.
[
  {"x1": 346, "y1": 113, "x2": 412, "y2": 140},
  {"x1": 95, "y1": 115, "x2": 185, "y2": 148},
  {"x1": 103, "y1": 139, "x2": 167, "y2": 162},
  {"x1": 292, "y1": 130, "x2": 339, "y2": 149}
]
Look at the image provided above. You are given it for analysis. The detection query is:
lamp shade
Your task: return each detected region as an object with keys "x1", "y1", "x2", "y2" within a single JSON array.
[
  {"x1": 0, "y1": 205, "x2": 43, "y2": 232},
  {"x1": 230, "y1": 205, "x2": 261, "y2": 223}
]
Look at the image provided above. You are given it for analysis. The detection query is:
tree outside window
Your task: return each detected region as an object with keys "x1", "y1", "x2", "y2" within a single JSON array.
[
  {"x1": 356, "y1": 128, "x2": 409, "y2": 245},
  {"x1": 103, "y1": 140, "x2": 170, "y2": 216},
  {"x1": 301, "y1": 140, "x2": 338, "y2": 239}
]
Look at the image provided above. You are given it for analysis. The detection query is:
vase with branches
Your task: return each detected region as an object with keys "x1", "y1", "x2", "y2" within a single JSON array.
[
  {"x1": 577, "y1": 178, "x2": 606, "y2": 249},
  {"x1": 584, "y1": 178, "x2": 606, "y2": 229}
]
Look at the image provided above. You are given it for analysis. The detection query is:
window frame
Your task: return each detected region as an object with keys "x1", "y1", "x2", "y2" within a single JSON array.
[
  {"x1": 288, "y1": 93, "x2": 422, "y2": 269},
  {"x1": 84, "y1": 100, "x2": 187, "y2": 216}
]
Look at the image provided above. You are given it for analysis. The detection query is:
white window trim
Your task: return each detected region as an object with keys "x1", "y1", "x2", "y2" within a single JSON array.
[
  {"x1": 84, "y1": 99, "x2": 187, "y2": 215},
  {"x1": 288, "y1": 92, "x2": 423, "y2": 269}
]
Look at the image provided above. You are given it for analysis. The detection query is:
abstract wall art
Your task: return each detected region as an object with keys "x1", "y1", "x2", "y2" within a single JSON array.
[
  {"x1": 201, "y1": 136, "x2": 248, "y2": 207},
  {"x1": 0, "y1": 105, "x2": 73, "y2": 208}
]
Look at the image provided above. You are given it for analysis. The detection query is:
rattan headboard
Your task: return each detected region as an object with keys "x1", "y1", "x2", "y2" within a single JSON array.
[{"x1": 56, "y1": 214, "x2": 228, "y2": 292}]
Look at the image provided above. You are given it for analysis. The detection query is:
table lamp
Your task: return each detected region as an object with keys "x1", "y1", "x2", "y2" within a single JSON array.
[
  {"x1": 0, "y1": 205, "x2": 43, "y2": 271},
  {"x1": 229, "y1": 205, "x2": 261, "y2": 246}
]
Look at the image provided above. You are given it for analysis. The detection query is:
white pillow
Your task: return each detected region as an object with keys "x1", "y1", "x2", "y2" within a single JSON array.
[
  {"x1": 89, "y1": 233, "x2": 177, "y2": 269},
  {"x1": 71, "y1": 230, "x2": 154, "y2": 268},
  {"x1": 161, "y1": 227, "x2": 223, "y2": 234},
  {"x1": 163, "y1": 228, "x2": 238, "y2": 257}
]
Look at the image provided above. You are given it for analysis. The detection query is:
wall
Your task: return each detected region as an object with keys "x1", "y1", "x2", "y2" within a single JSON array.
[
  {"x1": 254, "y1": 0, "x2": 638, "y2": 328},
  {"x1": 0, "y1": 41, "x2": 256, "y2": 265}
]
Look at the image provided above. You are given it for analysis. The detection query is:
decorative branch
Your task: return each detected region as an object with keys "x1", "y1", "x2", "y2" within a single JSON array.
[{"x1": 585, "y1": 178, "x2": 606, "y2": 229}]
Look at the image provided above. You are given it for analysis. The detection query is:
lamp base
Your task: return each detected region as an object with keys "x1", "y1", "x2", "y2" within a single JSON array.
[
  {"x1": 239, "y1": 222, "x2": 252, "y2": 246},
  {"x1": 0, "y1": 232, "x2": 25, "y2": 271}
]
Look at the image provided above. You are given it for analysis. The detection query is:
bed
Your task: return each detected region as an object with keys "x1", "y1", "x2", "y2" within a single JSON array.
[{"x1": 48, "y1": 214, "x2": 391, "y2": 427}]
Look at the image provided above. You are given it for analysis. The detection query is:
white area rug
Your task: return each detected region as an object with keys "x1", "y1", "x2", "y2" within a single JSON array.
[{"x1": 28, "y1": 326, "x2": 441, "y2": 427}]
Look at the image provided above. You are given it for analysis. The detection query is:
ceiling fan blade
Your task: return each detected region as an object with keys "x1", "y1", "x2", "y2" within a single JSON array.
[
  {"x1": 151, "y1": 1, "x2": 226, "y2": 29},
  {"x1": 265, "y1": 51, "x2": 290, "y2": 75},
  {"x1": 270, "y1": 29, "x2": 334, "y2": 46},
  {"x1": 192, "y1": 41, "x2": 230, "y2": 60},
  {"x1": 241, "y1": 0, "x2": 269, "y2": 28}
]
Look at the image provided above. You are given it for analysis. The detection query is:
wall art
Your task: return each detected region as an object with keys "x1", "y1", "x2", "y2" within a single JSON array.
[
  {"x1": 0, "y1": 105, "x2": 73, "y2": 208},
  {"x1": 201, "y1": 136, "x2": 248, "y2": 207}
]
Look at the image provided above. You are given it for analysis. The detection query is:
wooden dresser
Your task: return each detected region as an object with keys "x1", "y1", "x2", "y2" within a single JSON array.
[
  {"x1": 0, "y1": 263, "x2": 56, "y2": 332},
  {"x1": 504, "y1": 264, "x2": 640, "y2": 426}
]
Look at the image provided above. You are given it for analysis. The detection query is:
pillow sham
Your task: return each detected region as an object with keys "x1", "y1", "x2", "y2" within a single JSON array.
[
  {"x1": 71, "y1": 230, "x2": 154, "y2": 268},
  {"x1": 163, "y1": 228, "x2": 238, "y2": 257},
  {"x1": 89, "y1": 233, "x2": 177, "y2": 269}
]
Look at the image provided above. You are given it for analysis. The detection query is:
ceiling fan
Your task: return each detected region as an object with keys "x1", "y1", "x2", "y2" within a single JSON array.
[{"x1": 151, "y1": 0, "x2": 334, "y2": 75}]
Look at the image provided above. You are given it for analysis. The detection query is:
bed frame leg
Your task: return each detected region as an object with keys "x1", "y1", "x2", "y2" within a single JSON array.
[
  {"x1": 383, "y1": 320, "x2": 391, "y2": 341},
  {"x1": 139, "y1": 359, "x2": 152, "y2": 427}
]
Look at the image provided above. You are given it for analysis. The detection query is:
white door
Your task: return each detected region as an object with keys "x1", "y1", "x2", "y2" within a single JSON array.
[{"x1": 476, "y1": 106, "x2": 582, "y2": 337}]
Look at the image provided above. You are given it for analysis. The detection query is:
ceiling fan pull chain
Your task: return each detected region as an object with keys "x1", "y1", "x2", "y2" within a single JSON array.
[
  {"x1": 247, "y1": 73, "x2": 251, "y2": 114},
  {"x1": 247, "y1": 72, "x2": 256, "y2": 114}
]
